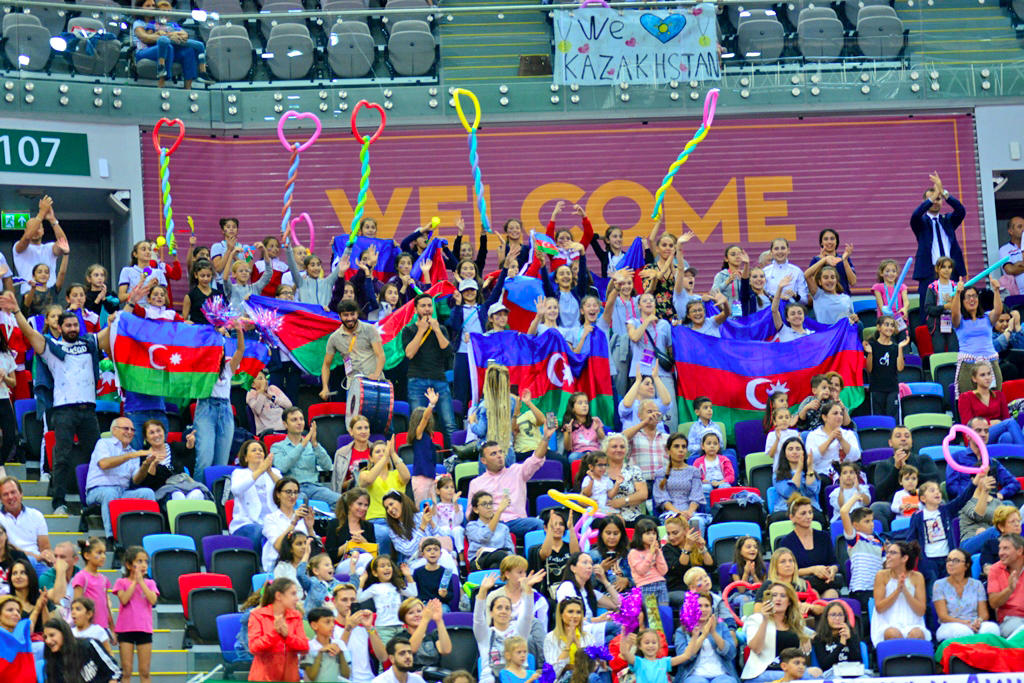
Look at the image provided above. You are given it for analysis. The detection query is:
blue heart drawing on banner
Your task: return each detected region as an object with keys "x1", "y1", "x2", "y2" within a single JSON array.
[{"x1": 639, "y1": 13, "x2": 686, "y2": 43}]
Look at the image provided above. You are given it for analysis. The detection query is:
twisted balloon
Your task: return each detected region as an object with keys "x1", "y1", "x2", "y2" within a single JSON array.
[
  {"x1": 452, "y1": 88, "x2": 492, "y2": 234},
  {"x1": 281, "y1": 143, "x2": 299, "y2": 237},
  {"x1": 467, "y1": 128, "x2": 491, "y2": 234},
  {"x1": 349, "y1": 137, "x2": 372, "y2": 246},
  {"x1": 158, "y1": 148, "x2": 176, "y2": 255},
  {"x1": 651, "y1": 88, "x2": 720, "y2": 219}
]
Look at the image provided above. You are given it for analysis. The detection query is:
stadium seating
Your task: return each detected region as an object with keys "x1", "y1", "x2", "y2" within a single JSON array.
[
  {"x1": 876, "y1": 639, "x2": 935, "y2": 676},
  {"x1": 899, "y1": 382, "x2": 945, "y2": 415},
  {"x1": 707, "y1": 521, "x2": 761, "y2": 567},
  {"x1": 145, "y1": 534, "x2": 201, "y2": 603},
  {"x1": 904, "y1": 412, "x2": 953, "y2": 449}
]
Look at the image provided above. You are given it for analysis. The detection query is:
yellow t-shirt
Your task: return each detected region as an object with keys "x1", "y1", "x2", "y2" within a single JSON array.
[{"x1": 367, "y1": 469, "x2": 406, "y2": 520}]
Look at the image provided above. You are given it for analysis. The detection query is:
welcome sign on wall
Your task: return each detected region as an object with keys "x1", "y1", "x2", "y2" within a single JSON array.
[{"x1": 553, "y1": 3, "x2": 720, "y2": 85}]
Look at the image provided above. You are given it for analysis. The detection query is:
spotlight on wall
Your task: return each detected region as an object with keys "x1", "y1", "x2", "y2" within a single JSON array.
[{"x1": 107, "y1": 190, "x2": 130, "y2": 216}]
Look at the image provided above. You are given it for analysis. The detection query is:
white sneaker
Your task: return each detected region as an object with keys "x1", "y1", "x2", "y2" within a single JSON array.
[{"x1": 39, "y1": 473, "x2": 50, "y2": 483}]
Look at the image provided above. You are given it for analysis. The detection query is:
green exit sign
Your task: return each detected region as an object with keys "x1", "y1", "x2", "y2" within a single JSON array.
[
  {"x1": 1, "y1": 211, "x2": 30, "y2": 231},
  {"x1": 0, "y1": 128, "x2": 89, "y2": 176}
]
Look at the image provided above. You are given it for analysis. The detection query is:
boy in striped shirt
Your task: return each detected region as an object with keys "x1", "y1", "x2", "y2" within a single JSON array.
[{"x1": 840, "y1": 492, "x2": 884, "y2": 613}]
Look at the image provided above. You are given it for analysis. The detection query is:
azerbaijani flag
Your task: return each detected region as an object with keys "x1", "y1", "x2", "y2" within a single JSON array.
[
  {"x1": 224, "y1": 336, "x2": 270, "y2": 389},
  {"x1": 0, "y1": 619, "x2": 35, "y2": 680},
  {"x1": 937, "y1": 629, "x2": 1024, "y2": 672},
  {"x1": 109, "y1": 313, "x2": 225, "y2": 402},
  {"x1": 468, "y1": 329, "x2": 614, "y2": 425},
  {"x1": 247, "y1": 295, "x2": 342, "y2": 376},
  {"x1": 673, "y1": 320, "x2": 865, "y2": 439},
  {"x1": 411, "y1": 237, "x2": 449, "y2": 284},
  {"x1": 501, "y1": 275, "x2": 545, "y2": 333},
  {"x1": 332, "y1": 235, "x2": 400, "y2": 281},
  {"x1": 719, "y1": 305, "x2": 835, "y2": 341},
  {"x1": 379, "y1": 280, "x2": 456, "y2": 370}
]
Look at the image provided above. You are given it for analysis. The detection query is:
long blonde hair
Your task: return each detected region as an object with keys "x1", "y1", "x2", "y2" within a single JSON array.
[
  {"x1": 483, "y1": 364, "x2": 512, "y2": 456},
  {"x1": 762, "y1": 581, "x2": 809, "y2": 643},
  {"x1": 766, "y1": 547, "x2": 807, "y2": 591}
]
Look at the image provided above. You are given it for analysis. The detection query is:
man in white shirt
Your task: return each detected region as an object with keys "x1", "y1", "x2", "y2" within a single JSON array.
[
  {"x1": 12, "y1": 195, "x2": 68, "y2": 294},
  {"x1": 762, "y1": 238, "x2": 808, "y2": 305},
  {"x1": 372, "y1": 636, "x2": 426, "y2": 683},
  {"x1": 4, "y1": 299, "x2": 111, "y2": 515},
  {"x1": 84, "y1": 418, "x2": 157, "y2": 543},
  {"x1": 1000, "y1": 216, "x2": 1024, "y2": 294},
  {"x1": 0, "y1": 477, "x2": 53, "y2": 575},
  {"x1": 332, "y1": 583, "x2": 387, "y2": 683}
]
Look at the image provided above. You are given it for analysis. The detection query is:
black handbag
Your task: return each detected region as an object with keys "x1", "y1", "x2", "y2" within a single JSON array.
[{"x1": 645, "y1": 328, "x2": 674, "y2": 372}]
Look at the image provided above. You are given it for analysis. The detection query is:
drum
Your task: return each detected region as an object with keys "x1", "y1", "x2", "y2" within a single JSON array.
[{"x1": 347, "y1": 376, "x2": 394, "y2": 434}]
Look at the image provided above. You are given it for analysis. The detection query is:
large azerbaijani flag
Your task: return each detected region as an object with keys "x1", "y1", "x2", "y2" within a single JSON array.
[
  {"x1": 223, "y1": 335, "x2": 270, "y2": 389},
  {"x1": 0, "y1": 619, "x2": 35, "y2": 679},
  {"x1": 109, "y1": 313, "x2": 225, "y2": 401},
  {"x1": 247, "y1": 295, "x2": 343, "y2": 375},
  {"x1": 674, "y1": 320, "x2": 865, "y2": 439},
  {"x1": 468, "y1": 329, "x2": 614, "y2": 425},
  {"x1": 379, "y1": 280, "x2": 456, "y2": 369}
]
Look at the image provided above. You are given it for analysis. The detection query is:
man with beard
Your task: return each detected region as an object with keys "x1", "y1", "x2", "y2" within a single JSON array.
[
  {"x1": 320, "y1": 299, "x2": 385, "y2": 401},
  {"x1": 3, "y1": 296, "x2": 109, "y2": 514},
  {"x1": 373, "y1": 636, "x2": 426, "y2": 683}
]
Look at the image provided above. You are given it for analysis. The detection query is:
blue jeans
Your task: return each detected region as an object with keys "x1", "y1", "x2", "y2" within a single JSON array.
[
  {"x1": 194, "y1": 397, "x2": 234, "y2": 481},
  {"x1": 233, "y1": 523, "x2": 265, "y2": 553},
  {"x1": 299, "y1": 481, "x2": 340, "y2": 506},
  {"x1": 370, "y1": 519, "x2": 394, "y2": 558},
  {"x1": 506, "y1": 517, "x2": 544, "y2": 538},
  {"x1": 991, "y1": 418, "x2": 1024, "y2": 445},
  {"x1": 86, "y1": 485, "x2": 156, "y2": 538},
  {"x1": 408, "y1": 377, "x2": 455, "y2": 448},
  {"x1": 136, "y1": 35, "x2": 200, "y2": 81},
  {"x1": 128, "y1": 410, "x2": 168, "y2": 450},
  {"x1": 961, "y1": 525, "x2": 999, "y2": 556},
  {"x1": 687, "y1": 676, "x2": 737, "y2": 683}
]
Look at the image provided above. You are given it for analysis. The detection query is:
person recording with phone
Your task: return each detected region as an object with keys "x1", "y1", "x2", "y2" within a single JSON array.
[{"x1": 262, "y1": 476, "x2": 317, "y2": 572}]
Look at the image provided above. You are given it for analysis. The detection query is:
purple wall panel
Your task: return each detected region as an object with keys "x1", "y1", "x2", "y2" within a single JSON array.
[{"x1": 142, "y1": 113, "x2": 979, "y2": 297}]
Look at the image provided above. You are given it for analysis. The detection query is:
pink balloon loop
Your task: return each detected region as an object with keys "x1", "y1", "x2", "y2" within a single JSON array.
[
  {"x1": 702, "y1": 88, "x2": 721, "y2": 129},
  {"x1": 720, "y1": 580, "x2": 760, "y2": 627},
  {"x1": 277, "y1": 111, "x2": 322, "y2": 153},
  {"x1": 579, "y1": 0, "x2": 610, "y2": 7},
  {"x1": 289, "y1": 212, "x2": 315, "y2": 252},
  {"x1": 943, "y1": 424, "x2": 989, "y2": 474}
]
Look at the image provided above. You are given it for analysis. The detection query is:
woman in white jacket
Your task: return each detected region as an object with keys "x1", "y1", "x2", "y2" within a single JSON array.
[
  {"x1": 741, "y1": 582, "x2": 819, "y2": 682},
  {"x1": 475, "y1": 570, "x2": 538, "y2": 683},
  {"x1": 229, "y1": 439, "x2": 281, "y2": 551},
  {"x1": 803, "y1": 401, "x2": 861, "y2": 482}
]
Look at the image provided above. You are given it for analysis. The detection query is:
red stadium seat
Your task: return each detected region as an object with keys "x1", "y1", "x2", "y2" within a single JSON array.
[
  {"x1": 914, "y1": 325, "x2": 934, "y2": 359},
  {"x1": 108, "y1": 498, "x2": 160, "y2": 541},
  {"x1": 393, "y1": 431, "x2": 443, "y2": 449},
  {"x1": 308, "y1": 402, "x2": 347, "y2": 420},
  {"x1": 1004, "y1": 380, "x2": 1024, "y2": 402},
  {"x1": 178, "y1": 572, "x2": 233, "y2": 620},
  {"x1": 709, "y1": 487, "x2": 761, "y2": 506},
  {"x1": 262, "y1": 433, "x2": 287, "y2": 449},
  {"x1": 225, "y1": 499, "x2": 234, "y2": 527}
]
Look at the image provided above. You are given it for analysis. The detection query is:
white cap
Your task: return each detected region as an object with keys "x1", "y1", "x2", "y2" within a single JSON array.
[
  {"x1": 488, "y1": 302, "x2": 509, "y2": 316},
  {"x1": 458, "y1": 279, "x2": 479, "y2": 292}
]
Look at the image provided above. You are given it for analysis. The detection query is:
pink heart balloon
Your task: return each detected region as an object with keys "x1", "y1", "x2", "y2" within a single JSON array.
[
  {"x1": 288, "y1": 212, "x2": 315, "y2": 253},
  {"x1": 943, "y1": 423, "x2": 990, "y2": 474},
  {"x1": 277, "y1": 111, "x2": 322, "y2": 153}
]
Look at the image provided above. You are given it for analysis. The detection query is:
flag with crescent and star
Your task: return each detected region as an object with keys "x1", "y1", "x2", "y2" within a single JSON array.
[
  {"x1": 673, "y1": 319, "x2": 865, "y2": 440},
  {"x1": 109, "y1": 312, "x2": 225, "y2": 401},
  {"x1": 467, "y1": 328, "x2": 614, "y2": 426}
]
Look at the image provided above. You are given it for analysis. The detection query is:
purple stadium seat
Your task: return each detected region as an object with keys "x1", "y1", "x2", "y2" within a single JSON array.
[{"x1": 202, "y1": 534, "x2": 254, "y2": 569}]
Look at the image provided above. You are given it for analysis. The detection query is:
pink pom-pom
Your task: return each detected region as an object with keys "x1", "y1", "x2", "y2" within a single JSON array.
[
  {"x1": 681, "y1": 590, "x2": 702, "y2": 632},
  {"x1": 250, "y1": 306, "x2": 284, "y2": 338},
  {"x1": 201, "y1": 296, "x2": 234, "y2": 327},
  {"x1": 610, "y1": 587, "x2": 644, "y2": 634}
]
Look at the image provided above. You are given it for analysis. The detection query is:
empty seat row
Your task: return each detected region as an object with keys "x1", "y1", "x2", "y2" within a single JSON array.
[{"x1": 735, "y1": 4, "x2": 904, "y2": 61}]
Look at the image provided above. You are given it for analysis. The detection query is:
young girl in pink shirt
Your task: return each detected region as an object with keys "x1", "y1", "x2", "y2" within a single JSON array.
[
  {"x1": 71, "y1": 537, "x2": 113, "y2": 630},
  {"x1": 115, "y1": 546, "x2": 159, "y2": 683},
  {"x1": 627, "y1": 519, "x2": 669, "y2": 606}
]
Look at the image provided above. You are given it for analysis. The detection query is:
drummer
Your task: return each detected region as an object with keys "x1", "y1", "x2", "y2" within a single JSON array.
[
  {"x1": 320, "y1": 299, "x2": 386, "y2": 401},
  {"x1": 271, "y1": 406, "x2": 340, "y2": 506}
]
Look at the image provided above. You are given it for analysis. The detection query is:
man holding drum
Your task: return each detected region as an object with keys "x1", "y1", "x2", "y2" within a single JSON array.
[{"x1": 321, "y1": 299, "x2": 386, "y2": 401}]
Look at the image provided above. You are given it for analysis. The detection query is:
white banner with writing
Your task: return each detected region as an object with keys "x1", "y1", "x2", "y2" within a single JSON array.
[{"x1": 553, "y1": 4, "x2": 720, "y2": 86}]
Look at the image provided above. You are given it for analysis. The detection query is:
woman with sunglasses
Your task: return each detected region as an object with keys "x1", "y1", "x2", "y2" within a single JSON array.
[{"x1": 261, "y1": 477, "x2": 316, "y2": 572}]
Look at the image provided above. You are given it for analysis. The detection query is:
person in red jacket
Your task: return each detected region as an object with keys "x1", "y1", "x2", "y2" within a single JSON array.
[{"x1": 248, "y1": 577, "x2": 309, "y2": 682}]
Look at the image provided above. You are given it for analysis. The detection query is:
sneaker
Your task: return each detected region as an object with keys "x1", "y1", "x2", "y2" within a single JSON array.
[
  {"x1": 39, "y1": 472, "x2": 49, "y2": 484},
  {"x1": 156, "y1": 64, "x2": 168, "y2": 80},
  {"x1": 196, "y1": 71, "x2": 215, "y2": 84},
  {"x1": 53, "y1": 504, "x2": 68, "y2": 516}
]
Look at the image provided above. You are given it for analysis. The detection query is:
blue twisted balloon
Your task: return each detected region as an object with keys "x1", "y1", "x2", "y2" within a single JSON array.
[
  {"x1": 350, "y1": 137, "x2": 372, "y2": 244},
  {"x1": 467, "y1": 129, "x2": 491, "y2": 234},
  {"x1": 281, "y1": 143, "x2": 299, "y2": 235}
]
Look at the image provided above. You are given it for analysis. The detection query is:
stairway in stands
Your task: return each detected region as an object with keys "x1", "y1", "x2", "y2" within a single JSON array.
[
  {"x1": 900, "y1": 0, "x2": 1024, "y2": 65},
  {"x1": 438, "y1": 0, "x2": 553, "y2": 86},
  {"x1": 15, "y1": 462, "x2": 214, "y2": 683}
]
